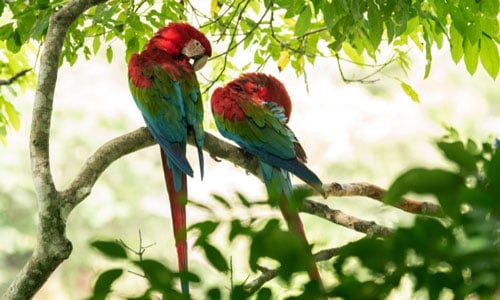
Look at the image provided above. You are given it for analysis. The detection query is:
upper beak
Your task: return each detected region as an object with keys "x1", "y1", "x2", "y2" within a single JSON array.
[{"x1": 192, "y1": 55, "x2": 209, "y2": 71}]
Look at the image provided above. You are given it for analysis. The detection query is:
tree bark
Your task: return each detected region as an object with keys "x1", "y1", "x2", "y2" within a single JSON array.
[{"x1": 2, "y1": 0, "x2": 107, "y2": 298}]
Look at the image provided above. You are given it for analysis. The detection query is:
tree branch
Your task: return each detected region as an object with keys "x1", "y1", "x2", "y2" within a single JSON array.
[
  {"x1": 2, "y1": 0, "x2": 108, "y2": 299},
  {"x1": 301, "y1": 200, "x2": 394, "y2": 237},
  {"x1": 0, "y1": 69, "x2": 31, "y2": 86},
  {"x1": 61, "y1": 127, "x2": 155, "y2": 212},
  {"x1": 61, "y1": 127, "x2": 440, "y2": 231},
  {"x1": 60, "y1": 127, "x2": 260, "y2": 213},
  {"x1": 323, "y1": 182, "x2": 444, "y2": 217},
  {"x1": 244, "y1": 247, "x2": 341, "y2": 293}
]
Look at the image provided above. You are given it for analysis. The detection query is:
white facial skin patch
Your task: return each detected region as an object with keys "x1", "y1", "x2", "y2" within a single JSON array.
[{"x1": 182, "y1": 39, "x2": 209, "y2": 71}]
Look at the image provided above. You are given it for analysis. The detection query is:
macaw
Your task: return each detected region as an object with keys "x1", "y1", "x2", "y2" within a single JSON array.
[
  {"x1": 127, "y1": 22, "x2": 212, "y2": 294},
  {"x1": 210, "y1": 73, "x2": 325, "y2": 285}
]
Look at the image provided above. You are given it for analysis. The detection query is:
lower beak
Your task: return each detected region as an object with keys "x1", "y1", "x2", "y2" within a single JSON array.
[{"x1": 192, "y1": 55, "x2": 209, "y2": 71}]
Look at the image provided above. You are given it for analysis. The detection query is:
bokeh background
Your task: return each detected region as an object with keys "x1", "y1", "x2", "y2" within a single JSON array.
[{"x1": 1, "y1": 37, "x2": 499, "y2": 299}]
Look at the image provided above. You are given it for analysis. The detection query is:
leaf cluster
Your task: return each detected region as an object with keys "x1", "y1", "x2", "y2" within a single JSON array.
[
  {"x1": 87, "y1": 191, "x2": 325, "y2": 299},
  {"x1": 0, "y1": 0, "x2": 498, "y2": 139},
  {"x1": 331, "y1": 131, "x2": 500, "y2": 299}
]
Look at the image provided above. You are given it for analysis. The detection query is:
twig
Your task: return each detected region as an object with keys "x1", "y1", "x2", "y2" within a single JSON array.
[
  {"x1": 244, "y1": 247, "x2": 341, "y2": 293},
  {"x1": 119, "y1": 230, "x2": 156, "y2": 279},
  {"x1": 204, "y1": 0, "x2": 271, "y2": 93},
  {"x1": 244, "y1": 266, "x2": 278, "y2": 293},
  {"x1": 0, "y1": 69, "x2": 31, "y2": 86}
]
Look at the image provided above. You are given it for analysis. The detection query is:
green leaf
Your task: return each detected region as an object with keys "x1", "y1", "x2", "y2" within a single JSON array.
[
  {"x1": 437, "y1": 141, "x2": 477, "y2": 173},
  {"x1": 229, "y1": 219, "x2": 254, "y2": 241},
  {"x1": 277, "y1": 50, "x2": 290, "y2": 71},
  {"x1": 36, "y1": 0, "x2": 49, "y2": 9},
  {"x1": 423, "y1": 28, "x2": 432, "y2": 79},
  {"x1": 211, "y1": 194, "x2": 231, "y2": 209},
  {"x1": 0, "y1": 124, "x2": 6, "y2": 145},
  {"x1": 367, "y1": 0, "x2": 383, "y2": 49},
  {"x1": 256, "y1": 288, "x2": 273, "y2": 300},
  {"x1": 0, "y1": 23, "x2": 13, "y2": 40},
  {"x1": 486, "y1": 150, "x2": 500, "y2": 186},
  {"x1": 210, "y1": 0, "x2": 221, "y2": 16},
  {"x1": 191, "y1": 220, "x2": 219, "y2": 245},
  {"x1": 480, "y1": 0, "x2": 499, "y2": 18},
  {"x1": 464, "y1": 38, "x2": 480, "y2": 75},
  {"x1": 450, "y1": 25, "x2": 464, "y2": 64},
  {"x1": 3, "y1": 101, "x2": 20, "y2": 130},
  {"x1": 92, "y1": 36, "x2": 101, "y2": 55},
  {"x1": 479, "y1": 15, "x2": 499, "y2": 38},
  {"x1": 230, "y1": 285, "x2": 252, "y2": 300},
  {"x1": 479, "y1": 35, "x2": 499, "y2": 79},
  {"x1": 31, "y1": 16, "x2": 49, "y2": 41},
  {"x1": 236, "y1": 192, "x2": 251, "y2": 208},
  {"x1": 385, "y1": 168, "x2": 463, "y2": 205},
  {"x1": 133, "y1": 259, "x2": 174, "y2": 289},
  {"x1": 466, "y1": 22, "x2": 481, "y2": 45},
  {"x1": 294, "y1": 7, "x2": 312, "y2": 36},
  {"x1": 90, "y1": 269, "x2": 123, "y2": 300},
  {"x1": 321, "y1": 1, "x2": 335, "y2": 31},
  {"x1": 207, "y1": 287, "x2": 222, "y2": 300},
  {"x1": 342, "y1": 42, "x2": 364, "y2": 65},
  {"x1": 400, "y1": 81, "x2": 420, "y2": 103},
  {"x1": 249, "y1": 219, "x2": 311, "y2": 280},
  {"x1": 6, "y1": 30, "x2": 21, "y2": 53},
  {"x1": 106, "y1": 46, "x2": 113, "y2": 63},
  {"x1": 201, "y1": 241, "x2": 229, "y2": 272},
  {"x1": 90, "y1": 240, "x2": 128, "y2": 259}
]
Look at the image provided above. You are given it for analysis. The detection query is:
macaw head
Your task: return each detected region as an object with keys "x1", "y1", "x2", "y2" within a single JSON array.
[
  {"x1": 239, "y1": 73, "x2": 293, "y2": 122},
  {"x1": 148, "y1": 22, "x2": 212, "y2": 71}
]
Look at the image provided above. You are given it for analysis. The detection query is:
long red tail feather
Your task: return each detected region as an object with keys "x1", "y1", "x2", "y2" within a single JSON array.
[
  {"x1": 277, "y1": 195, "x2": 323, "y2": 284},
  {"x1": 160, "y1": 149, "x2": 189, "y2": 294}
]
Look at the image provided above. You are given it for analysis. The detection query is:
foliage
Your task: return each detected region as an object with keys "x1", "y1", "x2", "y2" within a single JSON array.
[
  {"x1": 331, "y1": 131, "x2": 500, "y2": 299},
  {"x1": 0, "y1": 43, "x2": 35, "y2": 143},
  {"x1": 86, "y1": 191, "x2": 326, "y2": 299},
  {"x1": 0, "y1": 0, "x2": 499, "y2": 136},
  {"x1": 86, "y1": 133, "x2": 500, "y2": 299}
]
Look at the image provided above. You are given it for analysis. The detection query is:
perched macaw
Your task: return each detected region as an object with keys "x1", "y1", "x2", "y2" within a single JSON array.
[
  {"x1": 127, "y1": 22, "x2": 212, "y2": 294},
  {"x1": 210, "y1": 73, "x2": 325, "y2": 284}
]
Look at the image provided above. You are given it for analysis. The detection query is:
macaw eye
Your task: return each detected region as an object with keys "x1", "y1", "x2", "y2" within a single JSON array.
[{"x1": 194, "y1": 40, "x2": 201, "y2": 47}]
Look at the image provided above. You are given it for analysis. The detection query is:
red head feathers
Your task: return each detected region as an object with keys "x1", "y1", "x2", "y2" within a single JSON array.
[
  {"x1": 211, "y1": 73, "x2": 293, "y2": 122},
  {"x1": 146, "y1": 22, "x2": 212, "y2": 71}
]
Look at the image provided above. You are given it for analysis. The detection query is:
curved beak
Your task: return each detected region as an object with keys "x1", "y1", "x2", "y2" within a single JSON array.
[{"x1": 191, "y1": 55, "x2": 209, "y2": 71}]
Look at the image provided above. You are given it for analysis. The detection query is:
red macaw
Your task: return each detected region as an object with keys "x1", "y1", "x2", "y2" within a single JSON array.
[
  {"x1": 127, "y1": 22, "x2": 212, "y2": 294},
  {"x1": 210, "y1": 73, "x2": 325, "y2": 285}
]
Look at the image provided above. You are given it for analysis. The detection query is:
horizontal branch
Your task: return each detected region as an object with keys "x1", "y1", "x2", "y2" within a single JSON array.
[
  {"x1": 62, "y1": 127, "x2": 260, "y2": 213},
  {"x1": 62, "y1": 127, "x2": 154, "y2": 211},
  {"x1": 63, "y1": 127, "x2": 444, "y2": 227},
  {"x1": 301, "y1": 199, "x2": 394, "y2": 238},
  {"x1": 298, "y1": 182, "x2": 444, "y2": 218}
]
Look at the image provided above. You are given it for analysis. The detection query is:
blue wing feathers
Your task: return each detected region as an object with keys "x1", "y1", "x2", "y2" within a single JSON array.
[
  {"x1": 130, "y1": 60, "x2": 205, "y2": 180},
  {"x1": 260, "y1": 161, "x2": 293, "y2": 199},
  {"x1": 146, "y1": 124, "x2": 194, "y2": 178},
  {"x1": 253, "y1": 148, "x2": 322, "y2": 188}
]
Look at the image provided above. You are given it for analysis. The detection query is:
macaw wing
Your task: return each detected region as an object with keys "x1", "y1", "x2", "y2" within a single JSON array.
[
  {"x1": 129, "y1": 64, "x2": 194, "y2": 177},
  {"x1": 178, "y1": 73, "x2": 205, "y2": 178},
  {"x1": 213, "y1": 97, "x2": 321, "y2": 186}
]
